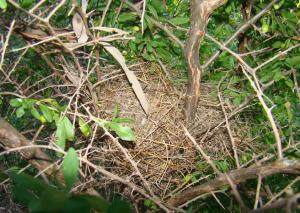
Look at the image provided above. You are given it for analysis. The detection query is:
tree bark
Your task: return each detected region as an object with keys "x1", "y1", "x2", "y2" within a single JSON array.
[
  {"x1": 185, "y1": 0, "x2": 227, "y2": 122},
  {"x1": 0, "y1": 118, "x2": 63, "y2": 181}
]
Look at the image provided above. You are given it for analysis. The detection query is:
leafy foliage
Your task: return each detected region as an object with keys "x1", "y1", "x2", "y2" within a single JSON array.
[
  {"x1": 8, "y1": 172, "x2": 132, "y2": 213},
  {"x1": 9, "y1": 98, "x2": 136, "y2": 150}
]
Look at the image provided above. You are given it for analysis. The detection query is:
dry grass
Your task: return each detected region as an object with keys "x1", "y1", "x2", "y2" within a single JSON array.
[{"x1": 87, "y1": 62, "x2": 250, "y2": 198}]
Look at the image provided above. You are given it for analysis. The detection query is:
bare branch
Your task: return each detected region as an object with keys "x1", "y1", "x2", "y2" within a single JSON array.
[{"x1": 166, "y1": 160, "x2": 300, "y2": 207}]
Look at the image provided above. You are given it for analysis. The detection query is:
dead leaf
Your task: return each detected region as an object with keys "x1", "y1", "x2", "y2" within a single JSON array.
[
  {"x1": 100, "y1": 42, "x2": 150, "y2": 114},
  {"x1": 291, "y1": 36, "x2": 300, "y2": 41},
  {"x1": 91, "y1": 26, "x2": 128, "y2": 35},
  {"x1": 72, "y1": 12, "x2": 88, "y2": 44}
]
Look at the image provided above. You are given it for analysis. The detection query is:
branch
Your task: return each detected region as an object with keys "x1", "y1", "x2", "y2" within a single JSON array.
[
  {"x1": 202, "y1": 0, "x2": 280, "y2": 69},
  {"x1": 166, "y1": 160, "x2": 300, "y2": 207},
  {"x1": 0, "y1": 118, "x2": 63, "y2": 181},
  {"x1": 122, "y1": 0, "x2": 184, "y2": 49}
]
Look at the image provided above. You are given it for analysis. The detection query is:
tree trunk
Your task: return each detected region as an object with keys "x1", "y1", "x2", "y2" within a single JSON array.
[{"x1": 185, "y1": 0, "x2": 227, "y2": 122}]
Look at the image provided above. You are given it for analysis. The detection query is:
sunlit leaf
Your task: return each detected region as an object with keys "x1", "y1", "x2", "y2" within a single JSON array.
[
  {"x1": 22, "y1": 99, "x2": 36, "y2": 109},
  {"x1": 30, "y1": 107, "x2": 41, "y2": 120},
  {"x1": 63, "y1": 116, "x2": 75, "y2": 141},
  {"x1": 16, "y1": 107, "x2": 25, "y2": 118},
  {"x1": 39, "y1": 104, "x2": 53, "y2": 122},
  {"x1": 79, "y1": 118, "x2": 92, "y2": 137},
  {"x1": 0, "y1": 0, "x2": 7, "y2": 10},
  {"x1": 55, "y1": 116, "x2": 75, "y2": 150},
  {"x1": 10, "y1": 99, "x2": 23, "y2": 107},
  {"x1": 107, "y1": 122, "x2": 135, "y2": 141}
]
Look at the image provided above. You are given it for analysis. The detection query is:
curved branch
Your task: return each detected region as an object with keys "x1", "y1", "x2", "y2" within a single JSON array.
[{"x1": 166, "y1": 160, "x2": 300, "y2": 207}]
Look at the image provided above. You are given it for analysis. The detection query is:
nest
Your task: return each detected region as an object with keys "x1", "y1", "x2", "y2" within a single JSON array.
[{"x1": 85, "y1": 62, "x2": 249, "y2": 198}]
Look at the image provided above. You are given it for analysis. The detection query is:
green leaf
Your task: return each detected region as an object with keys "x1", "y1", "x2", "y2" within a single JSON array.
[
  {"x1": 55, "y1": 116, "x2": 75, "y2": 150},
  {"x1": 59, "y1": 196, "x2": 90, "y2": 213},
  {"x1": 75, "y1": 194, "x2": 109, "y2": 212},
  {"x1": 0, "y1": 0, "x2": 7, "y2": 10},
  {"x1": 273, "y1": 71, "x2": 283, "y2": 82},
  {"x1": 147, "y1": 4, "x2": 158, "y2": 19},
  {"x1": 58, "y1": 116, "x2": 75, "y2": 141},
  {"x1": 39, "y1": 104, "x2": 53, "y2": 122},
  {"x1": 112, "y1": 117, "x2": 134, "y2": 124},
  {"x1": 272, "y1": 41, "x2": 282, "y2": 48},
  {"x1": 144, "y1": 199, "x2": 152, "y2": 207},
  {"x1": 156, "y1": 47, "x2": 173, "y2": 61},
  {"x1": 170, "y1": 17, "x2": 189, "y2": 25},
  {"x1": 233, "y1": 96, "x2": 242, "y2": 106},
  {"x1": 118, "y1": 13, "x2": 137, "y2": 22},
  {"x1": 21, "y1": 0, "x2": 33, "y2": 8},
  {"x1": 214, "y1": 160, "x2": 229, "y2": 172},
  {"x1": 107, "y1": 198, "x2": 132, "y2": 213},
  {"x1": 107, "y1": 122, "x2": 135, "y2": 141},
  {"x1": 12, "y1": 185, "x2": 38, "y2": 206},
  {"x1": 10, "y1": 98, "x2": 23, "y2": 107},
  {"x1": 9, "y1": 173, "x2": 51, "y2": 195},
  {"x1": 183, "y1": 174, "x2": 193, "y2": 183},
  {"x1": 16, "y1": 107, "x2": 25, "y2": 118},
  {"x1": 62, "y1": 148, "x2": 79, "y2": 190},
  {"x1": 149, "y1": 0, "x2": 164, "y2": 14},
  {"x1": 22, "y1": 99, "x2": 36, "y2": 109},
  {"x1": 79, "y1": 118, "x2": 92, "y2": 137},
  {"x1": 29, "y1": 189, "x2": 67, "y2": 212},
  {"x1": 55, "y1": 135, "x2": 66, "y2": 151},
  {"x1": 286, "y1": 56, "x2": 300, "y2": 68},
  {"x1": 30, "y1": 107, "x2": 41, "y2": 120},
  {"x1": 145, "y1": 15, "x2": 153, "y2": 31}
]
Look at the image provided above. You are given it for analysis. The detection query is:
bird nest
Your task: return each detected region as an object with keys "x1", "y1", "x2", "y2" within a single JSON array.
[{"x1": 87, "y1": 62, "x2": 248, "y2": 197}]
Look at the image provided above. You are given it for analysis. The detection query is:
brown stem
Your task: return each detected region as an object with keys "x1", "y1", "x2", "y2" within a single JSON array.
[
  {"x1": 184, "y1": 0, "x2": 226, "y2": 122},
  {"x1": 166, "y1": 160, "x2": 300, "y2": 207},
  {"x1": 0, "y1": 118, "x2": 63, "y2": 182}
]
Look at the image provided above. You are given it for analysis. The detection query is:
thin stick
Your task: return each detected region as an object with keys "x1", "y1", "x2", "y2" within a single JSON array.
[
  {"x1": 218, "y1": 84, "x2": 240, "y2": 168},
  {"x1": 202, "y1": 0, "x2": 280, "y2": 69},
  {"x1": 205, "y1": 34, "x2": 283, "y2": 160},
  {"x1": 0, "y1": 20, "x2": 15, "y2": 71},
  {"x1": 141, "y1": 0, "x2": 146, "y2": 34},
  {"x1": 183, "y1": 125, "x2": 221, "y2": 175},
  {"x1": 254, "y1": 175, "x2": 262, "y2": 209}
]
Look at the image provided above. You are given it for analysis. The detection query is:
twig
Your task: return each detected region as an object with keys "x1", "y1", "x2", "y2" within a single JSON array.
[
  {"x1": 0, "y1": 20, "x2": 15, "y2": 71},
  {"x1": 183, "y1": 125, "x2": 221, "y2": 175},
  {"x1": 122, "y1": 0, "x2": 184, "y2": 49},
  {"x1": 141, "y1": 0, "x2": 146, "y2": 34},
  {"x1": 205, "y1": 33, "x2": 283, "y2": 160},
  {"x1": 202, "y1": 0, "x2": 280, "y2": 69},
  {"x1": 253, "y1": 175, "x2": 262, "y2": 209},
  {"x1": 218, "y1": 78, "x2": 240, "y2": 168}
]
